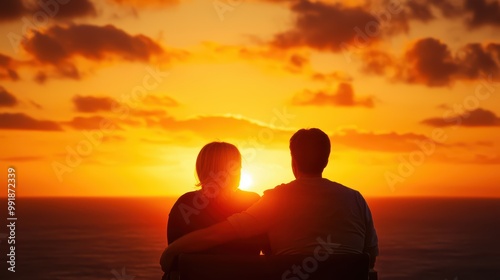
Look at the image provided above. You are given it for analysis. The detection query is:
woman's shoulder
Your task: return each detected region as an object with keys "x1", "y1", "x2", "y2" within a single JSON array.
[
  {"x1": 170, "y1": 190, "x2": 200, "y2": 209},
  {"x1": 234, "y1": 190, "x2": 261, "y2": 205}
]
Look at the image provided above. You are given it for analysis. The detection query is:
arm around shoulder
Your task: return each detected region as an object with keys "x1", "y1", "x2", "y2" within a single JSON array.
[{"x1": 160, "y1": 220, "x2": 238, "y2": 273}]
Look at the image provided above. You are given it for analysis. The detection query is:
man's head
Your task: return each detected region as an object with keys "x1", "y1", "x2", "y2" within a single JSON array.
[{"x1": 289, "y1": 128, "x2": 331, "y2": 177}]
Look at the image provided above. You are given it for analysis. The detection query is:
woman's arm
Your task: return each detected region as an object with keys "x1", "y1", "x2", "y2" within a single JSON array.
[{"x1": 160, "y1": 220, "x2": 238, "y2": 273}]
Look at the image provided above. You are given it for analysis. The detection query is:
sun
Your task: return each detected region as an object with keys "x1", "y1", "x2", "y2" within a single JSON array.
[{"x1": 239, "y1": 171, "x2": 254, "y2": 191}]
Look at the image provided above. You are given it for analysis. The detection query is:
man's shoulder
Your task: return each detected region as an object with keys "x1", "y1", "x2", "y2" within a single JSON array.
[
  {"x1": 261, "y1": 181, "x2": 295, "y2": 197},
  {"x1": 328, "y1": 180, "x2": 362, "y2": 195}
]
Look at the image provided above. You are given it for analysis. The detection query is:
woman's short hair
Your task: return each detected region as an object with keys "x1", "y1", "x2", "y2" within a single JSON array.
[
  {"x1": 196, "y1": 142, "x2": 241, "y2": 190},
  {"x1": 289, "y1": 128, "x2": 330, "y2": 175}
]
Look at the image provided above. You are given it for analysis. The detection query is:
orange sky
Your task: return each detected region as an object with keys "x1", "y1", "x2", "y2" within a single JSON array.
[{"x1": 0, "y1": 0, "x2": 499, "y2": 198}]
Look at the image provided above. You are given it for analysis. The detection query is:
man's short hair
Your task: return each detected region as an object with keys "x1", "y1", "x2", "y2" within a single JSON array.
[{"x1": 289, "y1": 128, "x2": 331, "y2": 175}]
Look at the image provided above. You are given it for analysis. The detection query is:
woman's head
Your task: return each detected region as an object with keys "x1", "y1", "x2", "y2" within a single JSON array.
[{"x1": 196, "y1": 142, "x2": 241, "y2": 191}]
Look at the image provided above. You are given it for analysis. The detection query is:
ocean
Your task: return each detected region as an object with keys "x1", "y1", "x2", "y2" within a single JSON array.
[{"x1": 0, "y1": 197, "x2": 499, "y2": 280}]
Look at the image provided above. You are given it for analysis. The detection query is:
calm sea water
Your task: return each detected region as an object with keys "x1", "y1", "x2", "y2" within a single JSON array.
[{"x1": 0, "y1": 197, "x2": 499, "y2": 280}]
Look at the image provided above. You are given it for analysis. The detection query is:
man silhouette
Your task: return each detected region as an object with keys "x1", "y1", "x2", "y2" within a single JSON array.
[{"x1": 160, "y1": 128, "x2": 378, "y2": 273}]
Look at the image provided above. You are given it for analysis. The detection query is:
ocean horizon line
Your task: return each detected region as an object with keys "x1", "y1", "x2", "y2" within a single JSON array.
[{"x1": 2, "y1": 195, "x2": 500, "y2": 199}]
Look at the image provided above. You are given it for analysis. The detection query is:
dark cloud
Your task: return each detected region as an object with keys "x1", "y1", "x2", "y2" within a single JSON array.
[
  {"x1": 369, "y1": 38, "x2": 500, "y2": 86},
  {"x1": 108, "y1": 0, "x2": 179, "y2": 8},
  {"x1": 0, "y1": 0, "x2": 27, "y2": 21},
  {"x1": 400, "y1": 0, "x2": 462, "y2": 21},
  {"x1": 0, "y1": 53, "x2": 20, "y2": 81},
  {"x1": 401, "y1": 38, "x2": 457, "y2": 86},
  {"x1": 48, "y1": 0, "x2": 97, "y2": 19},
  {"x1": 73, "y1": 95, "x2": 114, "y2": 113},
  {"x1": 386, "y1": 0, "x2": 499, "y2": 29},
  {"x1": 64, "y1": 115, "x2": 123, "y2": 130},
  {"x1": 0, "y1": 87, "x2": 18, "y2": 107},
  {"x1": 286, "y1": 54, "x2": 309, "y2": 73},
  {"x1": 422, "y1": 108, "x2": 500, "y2": 127},
  {"x1": 0, "y1": 113, "x2": 62, "y2": 131},
  {"x1": 271, "y1": 0, "x2": 409, "y2": 52},
  {"x1": 33, "y1": 63, "x2": 81, "y2": 82},
  {"x1": 292, "y1": 83, "x2": 375, "y2": 108},
  {"x1": 72, "y1": 94, "x2": 175, "y2": 120},
  {"x1": 456, "y1": 43, "x2": 499, "y2": 79},
  {"x1": 406, "y1": 1, "x2": 434, "y2": 22},
  {"x1": 271, "y1": 1, "x2": 383, "y2": 52},
  {"x1": 465, "y1": 0, "x2": 500, "y2": 28},
  {"x1": 22, "y1": 24, "x2": 163, "y2": 65},
  {"x1": 0, "y1": 0, "x2": 96, "y2": 22}
]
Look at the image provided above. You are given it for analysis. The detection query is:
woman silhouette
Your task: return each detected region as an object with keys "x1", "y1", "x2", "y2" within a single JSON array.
[{"x1": 164, "y1": 142, "x2": 269, "y2": 277}]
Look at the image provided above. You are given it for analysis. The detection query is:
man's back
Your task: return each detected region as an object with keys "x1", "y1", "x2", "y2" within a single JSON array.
[{"x1": 227, "y1": 177, "x2": 378, "y2": 258}]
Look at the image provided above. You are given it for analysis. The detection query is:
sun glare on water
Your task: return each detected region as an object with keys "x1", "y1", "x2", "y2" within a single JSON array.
[{"x1": 239, "y1": 171, "x2": 254, "y2": 191}]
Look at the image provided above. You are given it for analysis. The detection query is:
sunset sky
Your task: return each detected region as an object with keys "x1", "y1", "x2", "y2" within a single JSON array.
[{"x1": 0, "y1": 0, "x2": 499, "y2": 197}]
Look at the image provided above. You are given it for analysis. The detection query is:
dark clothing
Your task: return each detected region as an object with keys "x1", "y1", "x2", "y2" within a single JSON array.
[
  {"x1": 228, "y1": 178, "x2": 379, "y2": 260},
  {"x1": 167, "y1": 189, "x2": 270, "y2": 255}
]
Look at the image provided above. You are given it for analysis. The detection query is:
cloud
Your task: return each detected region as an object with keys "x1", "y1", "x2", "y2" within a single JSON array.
[
  {"x1": 130, "y1": 109, "x2": 168, "y2": 118},
  {"x1": 0, "y1": 0, "x2": 96, "y2": 22},
  {"x1": 398, "y1": 0, "x2": 462, "y2": 22},
  {"x1": 310, "y1": 71, "x2": 352, "y2": 82},
  {"x1": 108, "y1": 0, "x2": 179, "y2": 8},
  {"x1": 456, "y1": 43, "x2": 499, "y2": 79},
  {"x1": 64, "y1": 115, "x2": 123, "y2": 130},
  {"x1": 63, "y1": 113, "x2": 148, "y2": 130},
  {"x1": 151, "y1": 115, "x2": 293, "y2": 146},
  {"x1": 49, "y1": 0, "x2": 97, "y2": 19},
  {"x1": 292, "y1": 83, "x2": 375, "y2": 108},
  {"x1": 143, "y1": 94, "x2": 179, "y2": 107},
  {"x1": 0, "y1": 156, "x2": 44, "y2": 162},
  {"x1": 434, "y1": 153, "x2": 500, "y2": 165},
  {"x1": 422, "y1": 108, "x2": 500, "y2": 127},
  {"x1": 71, "y1": 94, "x2": 176, "y2": 120},
  {"x1": 271, "y1": 1, "x2": 384, "y2": 52},
  {"x1": 203, "y1": 42, "x2": 312, "y2": 74},
  {"x1": 0, "y1": 113, "x2": 62, "y2": 131},
  {"x1": 0, "y1": 0, "x2": 27, "y2": 21},
  {"x1": 365, "y1": 38, "x2": 500, "y2": 86},
  {"x1": 0, "y1": 53, "x2": 20, "y2": 81},
  {"x1": 386, "y1": 0, "x2": 499, "y2": 29},
  {"x1": 0, "y1": 87, "x2": 18, "y2": 107},
  {"x1": 330, "y1": 129, "x2": 432, "y2": 152},
  {"x1": 400, "y1": 38, "x2": 458, "y2": 86},
  {"x1": 73, "y1": 95, "x2": 114, "y2": 113},
  {"x1": 405, "y1": 1, "x2": 434, "y2": 22},
  {"x1": 30, "y1": 100, "x2": 43, "y2": 109},
  {"x1": 361, "y1": 49, "x2": 395, "y2": 76},
  {"x1": 465, "y1": 0, "x2": 500, "y2": 28},
  {"x1": 22, "y1": 24, "x2": 163, "y2": 65}
]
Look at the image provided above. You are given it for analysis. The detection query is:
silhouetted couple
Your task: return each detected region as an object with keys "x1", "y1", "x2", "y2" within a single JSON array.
[{"x1": 160, "y1": 128, "x2": 378, "y2": 278}]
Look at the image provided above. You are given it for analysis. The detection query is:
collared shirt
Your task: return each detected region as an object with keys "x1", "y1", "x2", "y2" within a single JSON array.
[{"x1": 227, "y1": 177, "x2": 379, "y2": 257}]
